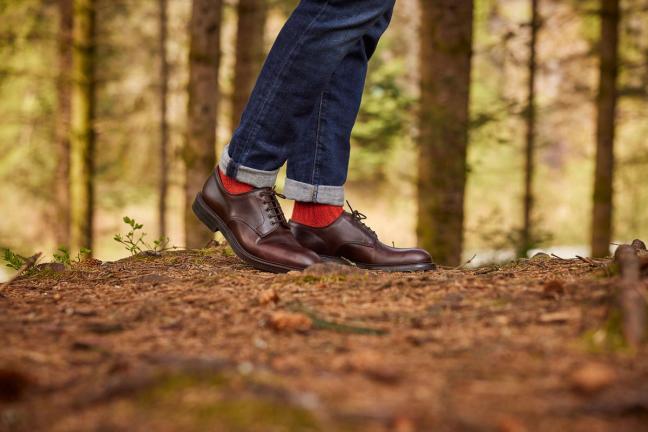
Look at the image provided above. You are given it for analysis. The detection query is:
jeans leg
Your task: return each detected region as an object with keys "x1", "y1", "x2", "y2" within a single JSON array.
[
  {"x1": 283, "y1": 8, "x2": 394, "y2": 205},
  {"x1": 219, "y1": 0, "x2": 396, "y2": 188}
]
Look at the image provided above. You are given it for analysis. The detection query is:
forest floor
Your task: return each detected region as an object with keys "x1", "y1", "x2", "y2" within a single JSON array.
[{"x1": 1, "y1": 245, "x2": 647, "y2": 432}]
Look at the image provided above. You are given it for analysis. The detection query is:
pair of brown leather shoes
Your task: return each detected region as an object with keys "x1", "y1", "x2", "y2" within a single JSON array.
[{"x1": 192, "y1": 171, "x2": 436, "y2": 273}]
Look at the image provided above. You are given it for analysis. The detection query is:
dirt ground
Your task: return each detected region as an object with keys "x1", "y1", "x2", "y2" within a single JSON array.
[{"x1": 1, "y1": 245, "x2": 647, "y2": 432}]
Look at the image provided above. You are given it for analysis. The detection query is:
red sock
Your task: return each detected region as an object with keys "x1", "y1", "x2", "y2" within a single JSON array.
[
  {"x1": 218, "y1": 167, "x2": 254, "y2": 194},
  {"x1": 291, "y1": 202, "x2": 343, "y2": 228}
]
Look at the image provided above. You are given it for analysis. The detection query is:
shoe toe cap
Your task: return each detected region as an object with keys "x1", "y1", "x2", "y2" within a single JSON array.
[
  {"x1": 406, "y1": 247, "x2": 433, "y2": 264},
  {"x1": 291, "y1": 248, "x2": 321, "y2": 268}
]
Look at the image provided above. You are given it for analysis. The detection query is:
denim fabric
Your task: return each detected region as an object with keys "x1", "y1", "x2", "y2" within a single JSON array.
[
  {"x1": 221, "y1": 0, "x2": 395, "y2": 204},
  {"x1": 285, "y1": 9, "x2": 393, "y2": 205}
]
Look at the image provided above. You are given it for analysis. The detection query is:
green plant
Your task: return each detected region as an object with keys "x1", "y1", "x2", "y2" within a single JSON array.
[
  {"x1": 114, "y1": 216, "x2": 173, "y2": 256},
  {"x1": 53, "y1": 246, "x2": 91, "y2": 266},
  {"x1": 2, "y1": 248, "x2": 26, "y2": 270},
  {"x1": 79, "y1": 247, "x2": 92, "y2": 260},
  {"x1": 53, "y1": 246, "x2": 71, "y2": 266}
]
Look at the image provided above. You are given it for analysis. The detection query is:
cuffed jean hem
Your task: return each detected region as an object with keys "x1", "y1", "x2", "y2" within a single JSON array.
[
  {"x1": 219, "y1": 145, "x2": 279, "y2": 188},
  {"x1": 283, "y1": 178, "x2": 345, "y2": 206}
]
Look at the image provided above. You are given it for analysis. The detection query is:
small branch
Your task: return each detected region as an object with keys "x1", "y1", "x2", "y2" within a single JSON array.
[
  {"x1": 551, "y1": 253, "x2": 569, "y2": 261},
  {"x1": 575, "y1": 255, "x2": 598, "y2": 266},
  {"x1": 456, "y1": 254, "x2": 477, "y2": 269},
  {"x1": 288, "y1": 303, "x2": 387, "y2": 336},
  {"x1": 614, "y1": 245, "x2": 646, "y2": 349}
]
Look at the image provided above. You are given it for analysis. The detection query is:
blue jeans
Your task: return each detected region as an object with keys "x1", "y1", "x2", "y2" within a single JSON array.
[{"x1": 220, "y1": 0, "x2": 395, "y2": 206}]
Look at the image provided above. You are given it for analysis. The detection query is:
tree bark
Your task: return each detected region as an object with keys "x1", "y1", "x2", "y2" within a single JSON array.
[
  {"x1": 231, "y1": 0, "x2": 267, "y2": 132},
  {"x1": 70, "y1": 0, "x2": 96, "y2": 252},
  {"x1": 417, "y1": 0, "x2": 474, "y2": 266},
  {"x1": 158, "y1": 0, "x2": 170, "y2": 239},
  {"x1": 520, "y1": 0, "x2": 540, "y2": 257},
  {"x1": 591, "y1": 0, "x2": 620, "y2": 258},
  {"x1": 55, "y1": 0, "x2": 73, "y2": 247},
  {"x1": 185, "y1": 0, "x2": 223, "y2": 248}
]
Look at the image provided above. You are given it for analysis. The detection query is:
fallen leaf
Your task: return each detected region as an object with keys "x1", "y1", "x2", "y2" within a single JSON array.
[
  {"x1": 267, "y1": 312, "x2": 312, "y2": 332},
  {"x1": 543, "y1": 280, "x2": 565, "y2": 297},
  {"x1": 570, "y1": 363, "x2": 617, "y2": 394},
  {"x1": 258, "y1": 288, "x2": 279, "y2": 305}
]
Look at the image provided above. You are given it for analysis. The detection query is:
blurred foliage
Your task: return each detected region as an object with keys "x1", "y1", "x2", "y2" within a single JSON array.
[
  {"x1": 349, "y1": 56, "x2": 414, "y2": 183},
  {"x1": 2, "y1": 248, "x2": 26, "y2": 270}
]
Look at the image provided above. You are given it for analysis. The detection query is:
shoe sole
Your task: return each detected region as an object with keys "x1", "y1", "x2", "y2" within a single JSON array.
[
  {"x1": 192, "y1": 193, "x2": 304, "y2": 274},
  {"x1": 320, "y1": 255, "x2": 437, "y2": 273},
  {"x1": 354, "y1": 262, "x2": 437, "y2": 272}
]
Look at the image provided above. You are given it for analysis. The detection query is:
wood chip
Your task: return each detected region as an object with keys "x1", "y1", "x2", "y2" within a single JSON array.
[{"x1": 538, "y1": 309, "x2": 581, "y2": 323}]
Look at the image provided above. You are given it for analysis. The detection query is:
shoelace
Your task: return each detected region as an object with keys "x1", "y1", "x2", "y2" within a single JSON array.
[
  {"x1": 346, "y1": 200, "x2": 377, "y2": 238},
  {"x1": 260, "y1": 188, "x2": 288, "y2": 227}
]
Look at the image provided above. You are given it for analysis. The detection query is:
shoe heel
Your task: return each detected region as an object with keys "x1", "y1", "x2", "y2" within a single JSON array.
[{"x1": 192, "y1": 193, "x2": 220, "y2": 233}]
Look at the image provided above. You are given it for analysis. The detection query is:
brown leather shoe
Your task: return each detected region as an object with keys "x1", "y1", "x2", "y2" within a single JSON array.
[
  {"x1": 289, "y1": 206, "x2": 436, "y2": 272},
  {"x1": 192, "y1": 172, "x2": 321, "y2": 273}
]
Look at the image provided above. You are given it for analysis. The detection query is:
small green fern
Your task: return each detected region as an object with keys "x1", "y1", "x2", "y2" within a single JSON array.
[
  {"x1": 3, "y1": 248, "x2": 26, "y2": 270},
  {"x1": 114, "y1": 216, "x2": 173, "y2": 256}
]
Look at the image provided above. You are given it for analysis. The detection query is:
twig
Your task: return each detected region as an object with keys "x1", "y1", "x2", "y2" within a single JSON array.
[
  {"x1": 551, "y1": 253, "x2": 569, "y2": 261},
  {"x1": 288, "y1": 303, "x2": 387, "y2": 336},
  {"x1": 473, "y1": 265, "x2": 500, "y2": 275},
  {"x1": 615, "y1": 245, "x2": 646, "y2": 349},
  {"x1": 576, "y1": 255, "x2": 597, "y2": 266},
  {"x1": 456, "y1": 254, "x2": 477, "y2": 269},
  {"x1": 0, "y1": 252, "x2": 42, "y2": 292}
]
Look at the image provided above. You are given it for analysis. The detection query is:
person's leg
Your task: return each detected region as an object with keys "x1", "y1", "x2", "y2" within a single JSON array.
[
  {"x1": 219, "y1": 0, "x2": 396, "y2": 188},
  {"x1": 284, "y1": 9, "x2": 394, "y2": 212},
  {"x1": 193, "y1": 0, "x2": 395, "y2": 273},
  {"x1": 281, "y1": 7, "x2": 436, "y2": 272}
]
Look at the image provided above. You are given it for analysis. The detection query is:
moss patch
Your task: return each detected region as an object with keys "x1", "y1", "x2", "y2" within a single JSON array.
[{"x1": 137, "y1": 373, "x2": 321, "y2": 432}]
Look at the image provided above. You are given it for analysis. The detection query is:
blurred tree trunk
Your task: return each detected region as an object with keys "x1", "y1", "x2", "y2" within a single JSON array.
[
  {"x1": 591, "y1": 0, "x2": 620, "y2": 257},
  {"x1": 185, "y1": 0, "x2": 223, "y2": 248},
  {"x1": 158, "y1": 0, "x2": 169, "y2": 239},
  {"x1": 55, "y1": 0, "x2": 73, "y2": 247},
  {"x1": 230, "y1": 0, "x2": 267, "y2": 132},
  {"x1": 70, "y1": 0, "x2": 96, "y2": 252},
  {"x1": 520, "y1": 0, "x2": 540, "y2": 258},
  {"x1": 417, "y1": 0, "x2": 474, "y2": 266}
]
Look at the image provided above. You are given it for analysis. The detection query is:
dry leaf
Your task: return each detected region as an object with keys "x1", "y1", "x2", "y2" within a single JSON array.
[
  {"x1": 258, "y1": 288, "x2": 279, "y2": 305},
  {"x1": 543, "y1": 280, "x2": 565, "y2": 297},
  {"x1": 267, "y1": 312, "x2": 312, "y2": 332},
  {"x1": 570, "y1": 363, "x2": 617, "y2": 394}
]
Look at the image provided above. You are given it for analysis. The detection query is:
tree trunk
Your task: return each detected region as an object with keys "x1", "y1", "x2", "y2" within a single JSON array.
[
  {"x1": 417, "y1": 0, "x2": 474, "y2": 266},
  {"x1": 591, "y1": 0, "x2": 620, "y2": 258},
  {"x1": 55, "y1": 0, "x2": 73, "y2": 247},
  {"x1": 520, "y1": 0, "x2": 540, "y2": 257},
  {"x1": 231, "y1": 0, "x2": 267, "y2": 132},
  {"x1": 185, "y1": 0, "x2": 223, "y2": 249},
  {"x1": 158, "y1": 0, "x2": 170, "y2": 239},
  {"x1": 70, "y1": 0, "x2": 96, "y2": 252}
]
